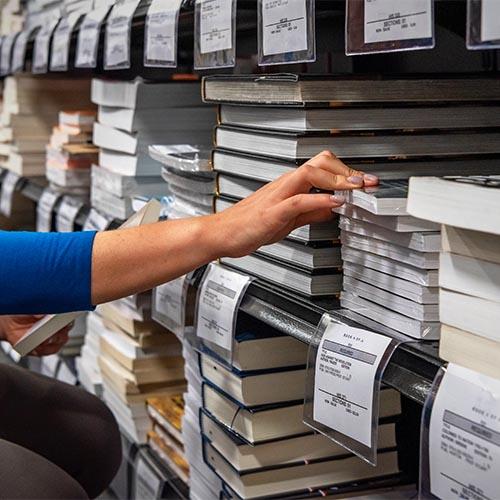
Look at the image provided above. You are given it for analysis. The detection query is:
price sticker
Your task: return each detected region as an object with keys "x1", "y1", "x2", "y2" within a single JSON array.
[
  {"x1": 0, "y1": 33, "x2": 18, "y2": 75},
  {"x1": 153, "y1": 274, "x2": 188, "y2": 336},
  {"x1": 11, "y1": 31, "x2": 29, "y2": 72},
  {"x1": 56, "y1": 197, "x2": 84, "y2": 232},
  {"x1": 50, "y1": 12, "x2": 84, "y2": 71},
  {"x1": 32, "y1": 18, "x2": 60, "y2": 73},
  {"x1": 83, "y1": 208, "x2": 113, "y2": 231},
  {"x1": 0, "y1": 171, "x2": 21, "y2": 217},
  {"x1": 199, "y1": 0, "x2": 233, "y2": 54},
  {"x1": 36, "y1": 189, "x2": 61, "y2": 232}
]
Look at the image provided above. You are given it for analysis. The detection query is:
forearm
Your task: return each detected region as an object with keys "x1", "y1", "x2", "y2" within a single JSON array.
[{"x1": 91, "y1": 215, "x2": 222, "y2": 305}]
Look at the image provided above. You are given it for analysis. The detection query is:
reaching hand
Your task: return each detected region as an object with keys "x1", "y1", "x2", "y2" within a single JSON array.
[
  {"x1": 0, "y1": 315, "x2": 72, "y2": 356},
  {"x1": 210, "y1": 150, "x2": 378, "y2": 258}
]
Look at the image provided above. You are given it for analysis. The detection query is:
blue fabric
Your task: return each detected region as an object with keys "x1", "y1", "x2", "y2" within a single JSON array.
[{"x1": 0, "y1": 230, "x2": 97, "y2": 314}]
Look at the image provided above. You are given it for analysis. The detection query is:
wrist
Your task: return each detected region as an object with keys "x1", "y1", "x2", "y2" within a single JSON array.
[{"x1": 198, "y1": 213, "x2": 231, "y2": 261}]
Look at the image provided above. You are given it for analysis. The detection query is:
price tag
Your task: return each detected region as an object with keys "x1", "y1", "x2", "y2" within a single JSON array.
[
  {"x1": 0, "y1": 33, "x2": 17, "y2": 75},
  {"x1": 32, "y1": 18, "x2": 60, "y2": 73},
  {"x1": 481, "y1": 0, "x2": 500, "y2": 42},
  {"x1": 11, "y1": 31, "x2": 29, "y2": 72},
  {"x1": 104, "y1": 0, "x2": 141, "y2": 70},
  {"x1": 196, "y1": 263, "x2": 252, "y2": 355},
  {"x1": 261, "y1": 0, "x2": 308, "y2": 56},
  {"x1": 153, "y1": 274, "x2": 188, "y2": 336},
  {"x1": 83, "y1": 208, "x2": 113, "y2": 231},
  {"x1": 144, "y1": 0, "x2": 182, "y2": 67},
  {"x1": 75, "y1": 5, "x2": 112, "y2": 68},
  {"x1": 199, "y1": 0, "x2": 233, "y2": 54},
  {"x1": 134, "y1": 457, "x2": 162, "y2": 500},
  {"x1": 36, "y1": 189, "x2": 61, "y2": 232},
  {"x1": 364, "y1": 0, "x2": 432, "y2": 44},
  {"x1": 56, "y1": 197, "x2": 84, "y2": 232},
  {"x1": 0, "y1": 171, "x2": 21, "y2": 217},
  {"x1": 428, "y1": 364, "x2": 500, "y2": 500},
  {"x1": 50, "y1": 12, "x2": 84, "y2": 71}
]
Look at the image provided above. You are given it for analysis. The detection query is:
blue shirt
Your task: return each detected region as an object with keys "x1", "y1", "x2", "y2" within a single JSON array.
[{"x1": 0, "y1": 230, "x2": 96, "y2": 315}]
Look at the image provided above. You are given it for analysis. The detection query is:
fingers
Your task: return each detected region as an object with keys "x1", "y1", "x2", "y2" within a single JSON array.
[{"x1": 31, "y1": 329, "x2": 70, "y2": 356}]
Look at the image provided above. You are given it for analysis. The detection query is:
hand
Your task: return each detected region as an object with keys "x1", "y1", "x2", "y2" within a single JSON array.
[
  {"x1": 210, "y1": 150, "x2": 378, "y2": 258},
  {"x1": 0, "y1": 315, "x2": 72, "y2": 356}
]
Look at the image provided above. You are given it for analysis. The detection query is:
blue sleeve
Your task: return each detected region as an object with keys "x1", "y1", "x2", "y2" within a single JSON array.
[{"x1": 0, "y1": 230, "x2": 97, "y2": 315}]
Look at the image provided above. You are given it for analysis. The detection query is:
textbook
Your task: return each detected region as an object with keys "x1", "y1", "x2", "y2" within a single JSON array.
[{"x1": 13, "y1": 200, "x2": 161, "y2": 356}]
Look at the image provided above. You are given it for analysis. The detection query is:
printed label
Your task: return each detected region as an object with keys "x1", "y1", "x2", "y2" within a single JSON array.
[
  {"x1": 481, "y1": 0, "x2": 500, "y2": 42},
  {"x1": 11, "y1": 31, "x2": 29, "y2": 72},
  {"x1": 56, "y1": 198, "x2": 83, "y2": 232},
  {"x1": 33, "y1": 19, "x2": 60, "y2": 73},
  {"x1": 37, "y1": 189, "x2": 61, "y2": 232},
  {"x1": 83, "y1": 208, "x2": 113, "y2": 231},
  {"x1": 76, "y1": 6, "x2": 111, "y2": 67},
  {"x1": 0, "y1": 172, "x2": 20, "y2": 217},
  {"x1": 50, "y1": 13, "x2": 83, "y2": 70},
  {"x1": 154, "y1": 274, "x2": 188, "y2": 334},
  {"x1": 199, "y1": 0, "x2": 233, "y2": 54},
  {"x1": 1, "y1": 33, "x2": 17, "y2": 75},
  {"x1": 134, "y1": 458, "x2": 162, "y2": 499}
]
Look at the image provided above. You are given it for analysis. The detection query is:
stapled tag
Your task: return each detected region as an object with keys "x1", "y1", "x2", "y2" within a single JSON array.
[
  {"x1": 83, "y1": 208, "x2": 113, "y2": 231},
  {"x1": 75, "y1": 6, "x2": 112, "y2": 68},
  {"x1": 56, "y1": 197, "x2": 84, "y2": 232},
  {"x1": 32, "y1": 19, "x2": 60, "y2": 73},
  {"x1": 36, "y1": 189, "x2": 61, "y2": 232},
  {"x1": 428, "y1": 364, "x2": 500, "y2": 499},
  {"x1": 199, "y1": 0, "x2": 233, "y2": 54},
  {"x1": 0, "y1": 171, "x2": 21, "y2": 217},
  {"x1": 481, "y1": 0, "x2": 500, "y2": 42},
  {"x1": 154, "y1": 274, "x2": 188, "y2": 336}
]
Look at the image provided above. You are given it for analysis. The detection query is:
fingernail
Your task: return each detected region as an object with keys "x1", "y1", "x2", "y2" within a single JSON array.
[
  {"x1": 347, "y1": 176, "x2": 363, "y2": 185},
  {"x1": 330, "y1": 194, "x2": 346, "y2": 205},
  {"x1": 363, "y1": 174, "x2": 378, "y2": 182}
]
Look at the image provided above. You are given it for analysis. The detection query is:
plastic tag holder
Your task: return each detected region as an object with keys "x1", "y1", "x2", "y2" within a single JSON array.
[{"x1": 466, "y1": 0, "x2": 500, "y2": 50}]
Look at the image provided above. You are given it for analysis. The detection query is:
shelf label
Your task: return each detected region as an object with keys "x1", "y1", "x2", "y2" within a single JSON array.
[
  {"x1": 364, "y1": 0, "x2": 432, "y2": 44},
  {"x1": 134, "y1": 457, "x2": 162, "y2": 499},
  {"x1": 154, "y1": 274, "x2": 188, "y2": 337},
  {"x1": 11, "y1": 31, "x2": 29, "y2": 72},
  {"x1": 199, "y1": 0, "x2": 233, "y2": 54},
  {"x1": 104, "y1": 0, "x2": 141, "y2": 70},
  {"x1": 481, "y1": 0, "x2": 500, "y2": 42},
  {"x1": 0, "y1": 171, "x2": 21, "y2": 217},
  {"x1": 56, "y1": 197, "x2": 84, "y2": 232},
  {"x1": 32, "y1": 18, "x2": 60, "y2": 73},
  {"x1": 262, "y1": 0, "x2": 308, "y2": 56},
  {"x1": 144, "y1": 0, "x2": 182, "y2": 67},
  {"x1": 83, "y1": 208, "x2": 113, "y2": 231},
  {"x1": 36, "y1": 189, "x2": 61, "y2": 232},
  {"x1": 196, "y1": 263, "x2": 252, "y2": 356},
  {"x1": 0, "y1": 33, "x2": 17, "y2": 75},
  {"x1": 50, "y1": 12, "x2": 84, "y2": 70},
  {"x1": 428, "y1": 364, "x2": 500, "y2": 500}
]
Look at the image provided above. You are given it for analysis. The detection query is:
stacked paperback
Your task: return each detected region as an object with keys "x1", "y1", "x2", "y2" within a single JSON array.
[{"x1": 408, "y1": 175, "x2": 500, "y2": 377}]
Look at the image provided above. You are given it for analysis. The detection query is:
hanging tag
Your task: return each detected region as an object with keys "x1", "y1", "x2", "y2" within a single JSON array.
[
  {"x1": 104, "y1": 0, "x2": 141, "y2": 70},
  {"x1": 144, "y1": 0, "x2": 182, "y2": 68},
  {"x1": 32, "y1": 18, "x2": 60, "y2": 73},
  {"x1": 303, "y1": 313, "x2": 400, "y2": 465},
  {"x1": 346, "y1": 0, "x2": 435, "y2": 55},
  {"x1": 0, "y1": 33, "x2": 18, "y2": 76},
  {"x1": 420, "y1": 364, "x2": 500, "y2": 499},
  {"x1": 153, "y1": 274, "x2": 189, "y2": 338},
  {"x1": 0, "y1": 171, "x2": 21, "y2": 217},
  {"x1": 11, "y1": 31, "x2": 30, "y2": 73},
  {"x1": 134, "y1": 456, "x2": 163, "y2": 499},
  {"x1": 466, "y1": 0, "x2": 500, "y2": 49},
  {"x1": 258, "y1": 0, "x2": 316, "y2": 66},
  {"x1": 50, "y1": 12, "x2": 84, "y2": 71},
  {"x1": 195, "y1": 262, "x2": 253, "y2": 366},
  {"x1": 75, "y1": 5, "x2": 113, "y2": 68},
  {"x1": 56, "y1": 196, "x2": 84, "y2": 232},
  {"x1": 36, "y1": 189, "x2": 62, "y2": 232},
  {"x1": 194, "y1": 0, "x2": 236, "y2": 69},
  {"x1": 83, "y1": 208, "x2": 113, "y2": 231}
]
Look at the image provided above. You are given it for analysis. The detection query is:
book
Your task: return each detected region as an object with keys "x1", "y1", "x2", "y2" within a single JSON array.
[
  {"x1": 59, "y1": 110, "x2": 96, "y2": 130},
  {"x1": 148, "y1": 431, "x2": 189, "y2": 484},
  {"x1": 407, "y1": 176, "x2": 500, "y2": 235},
  {"x1": 202, "y1": 75, "x2": 500, "y2": 105},
  {"x1": 99, "y1": 149, "x2": 162, "y2": 177},
  {"x1": 218, "y1": 174, "x2": 264, "y2": 200}
]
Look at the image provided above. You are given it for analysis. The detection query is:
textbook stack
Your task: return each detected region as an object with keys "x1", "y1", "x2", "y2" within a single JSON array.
[
  {"x1": 96, "y1": 293, "x2": 186, "y2": 444},
  {"x1": 336, "y1": 180, "x2": 441, "y2": 340},
  {"x1": 45, "y1": 110, "x2": 97, "y2": 201},
  {"x1": 204, "y1": 75, "x2": 500, "y2": 301},
  {"x1": 408, "y1": 176, "x2": 500, "y2": 379},
  {"x1": 0, "y1": 76, "x2": 91, "y2": 177},
  {"x1": 196, "y1": 314, "x2": 403, "y2": 498},
  {"x1": 90, "y1": 78, "x2": 215, "y2": 221}
]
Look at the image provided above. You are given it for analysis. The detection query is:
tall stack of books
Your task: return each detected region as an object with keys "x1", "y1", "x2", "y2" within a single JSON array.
[
  {"x1": 408, "y1": 176, "x2": 500, "y2": 378},
  {"x1": 0, "y1": 76, "x2": 91, "y2": 177},
  {"x1": 45, "y1": 110, "x2": 97, "y2": 201},
  {"x1": 96, "y1": 293, "x2": 186, "y2": 444},
  {"x1": 204, "y1": 75, "x2": 500, "y2": 302},
  {"x1": 90, "y1": 78, "x2": 214, "y2": 221},
  {"x1": 336, "y1": 180, "x2": 441, "y2": 340}
]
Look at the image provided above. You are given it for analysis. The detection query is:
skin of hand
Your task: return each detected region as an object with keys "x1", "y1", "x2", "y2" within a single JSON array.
[
  {"x1": 0, "y1": 315, "x2": 72, "y2": 356},
  {"x1": 92, "y1": 150, "x2": 378, "y2": 304}
]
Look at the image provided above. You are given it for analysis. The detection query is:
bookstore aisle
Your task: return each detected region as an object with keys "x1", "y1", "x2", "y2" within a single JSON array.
[{"x1": 0, "y1": 0, "x2": 499, "y2": 499}]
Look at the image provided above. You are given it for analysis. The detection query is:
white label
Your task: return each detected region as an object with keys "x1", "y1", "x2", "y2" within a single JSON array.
[
  {"x1": 11, "y1": 31, "x2": 29, "y2": 72},
  {"x1": 76, "y1": 6, "x2": 111, "y2": 67},
  {"x1": 481, "y1": 0, "x2": 500, "y2": 42},
  {"x1": 196, "y1": 263, "x2": 251, "y2": 351},
  {"x1": 1, "y1": 172, "x2": 21, "y2": 217},
  {"x1": 50, "y1": 13, "x2": 83, "y2": 70},
  {"x1": 364, "y1": 0, "x2": 432, "y2": 44},
  {"x1": 199, "y1": 0, "x2": 233, "y2": 54},
  {"x1": 429, "y1": 364, "x2": 500, "y2": 500},
  {"x1": 56, "y1": 197, "x2": 83, "y2": 232},
  {"x1": 145, "y1": 0, "x2": 182, "y2": 64},
  {"x1": 104, "y1": 0, "x2": 140, "y2": 69},
  {"x1": 262, "y1": 0, "x2": 308, "y2": 56},
  {"x1": 313, "y1": 322, "x2": 392, "y2": 447},
  {"x1": 134, "y1": 458, "x2": 162, "y2": 500},
  {"x1": 83, "y1": 208, "x2": 112, "y2": 231},
  {"x1": 33, "y1": 19, "x2": 60, "y2": 73},
  {"x1": 154, "y1": 274, "x2": 188, "y2": 334},
  {"x1": 57, "y1": 361, "x2": 78, "y2": 385},
  {"x1": 37, "y1": 189, "x2": 61, "y2": 232},
  {"x1": 0, "y1": 33, "x2": 17, "y2": 75}
]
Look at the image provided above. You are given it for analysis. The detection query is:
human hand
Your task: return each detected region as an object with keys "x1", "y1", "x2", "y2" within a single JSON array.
[
  {"x1": 209, "y1": 150, "x2": 378, "y2": 258},
  {"x1": 0, "y1": 315, "x2": 72, "y2": 356}
]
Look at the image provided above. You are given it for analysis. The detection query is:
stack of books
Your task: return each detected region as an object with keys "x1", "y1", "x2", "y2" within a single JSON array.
[
  {"x1": 90, "y1": 78, "x2": 214, "y2": 221},
  {"x1": 147, "y1": 394, "x2": 189, "y2": 485},
  {"x1": 45, "y1": 110, "x2": 97, "y2": 201},
  {"x1": 96, "y1": 293, "x2": 186, "y2": 444},
  {"x1": 408, "y1": 175, "x2": 500, "y2": 378},
  {"x1": 203, "y1": 74, "x2": 500, "y2": 302},
  {"x1": 336, "y1": 180, "x2": 441, "y2": 340},
  {"x1": 197, "y1": 314, "x2": 402, "y2": 498},
  {"x1": 0, "y1": 76, "x2": 91, "y2": 177}
]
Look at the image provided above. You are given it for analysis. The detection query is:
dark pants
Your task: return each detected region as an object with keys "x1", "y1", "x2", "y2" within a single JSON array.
[{"x1": 0, "y1": 363, "x2": 122, "y2": 499}]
